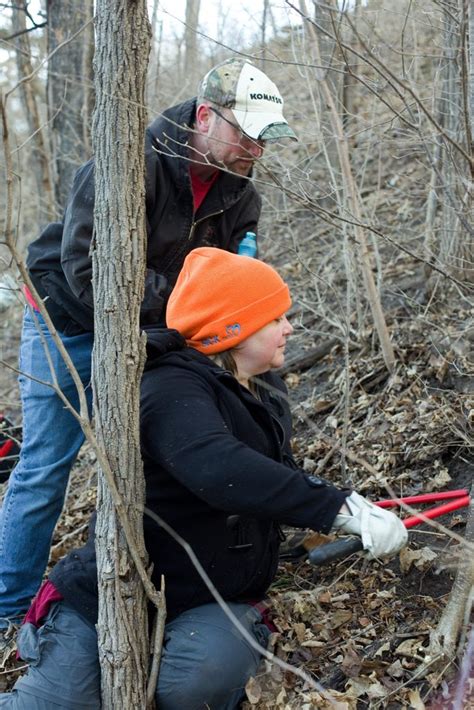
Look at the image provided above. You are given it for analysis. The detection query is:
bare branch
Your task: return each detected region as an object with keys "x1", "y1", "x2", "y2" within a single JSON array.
[{"x1": 1, "y1": 22, "x2": 47, "y2": 43}]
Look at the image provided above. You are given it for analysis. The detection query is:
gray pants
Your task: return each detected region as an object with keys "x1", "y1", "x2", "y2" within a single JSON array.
[{"x1": 0, "y1": 601, "x2": 270, "y2": 709}]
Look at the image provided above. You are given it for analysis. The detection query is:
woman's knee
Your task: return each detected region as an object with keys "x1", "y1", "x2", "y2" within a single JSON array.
[
  {"x1": 11, "y1": 604, "x2": 100, "y2": 708},
  {"x1": 156, "y1": 603, "x2": 269, "y2": 710},
  {"x1": 157, "y1": 660, "x2": 246, "y2": 710}
]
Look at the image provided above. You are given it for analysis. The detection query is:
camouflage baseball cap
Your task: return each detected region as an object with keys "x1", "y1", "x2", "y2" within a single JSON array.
[{"x1": 198, "y1": 58, "x2": 297, "y2": 142}]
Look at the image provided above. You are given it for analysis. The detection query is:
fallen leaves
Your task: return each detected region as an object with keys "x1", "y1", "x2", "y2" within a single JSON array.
[
  {"x1": 291, "y1": 315, "x2": 473, "y2": 500},
  {"x1": 240, "y1": 546, "x2": 455, "y2": 710},
  {"x1": 400, "y1": 546, "x2": 438, "y2": 573}
]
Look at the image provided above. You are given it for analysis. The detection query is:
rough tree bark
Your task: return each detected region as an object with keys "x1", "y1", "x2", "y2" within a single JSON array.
[
  {"x1": 47, "y1": 0, "x2": 94, "y2": 213},
  {"x1": 11, "y1": 3, "x2": 55, "y2": 225},
  {"x1": 438, "y1": 0, "x2": 474, "y2": 282},
  {"x1": 470, "y1": 0, "x2": 474, "y2": 138},
  {"x1": 92, "y1": 1, "x2": 152, "y2": 708}
]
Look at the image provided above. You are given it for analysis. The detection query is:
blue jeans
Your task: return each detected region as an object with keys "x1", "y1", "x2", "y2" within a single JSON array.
[
  {"x1": 0, "y1": 601, "x2": 270, "y2": 709},
  {"x1": 0, "y1": 310, "x2": 93, "y2": 622}
]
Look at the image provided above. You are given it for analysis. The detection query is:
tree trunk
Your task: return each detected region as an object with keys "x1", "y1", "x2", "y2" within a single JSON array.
[
  {"x1": 184, "y1": 0, "x2": 201, "y2": 92},
  {"x1": 11, "y1": 3, "x2": 55, "y2": 225},
  {"x1": 311, "y1": 0, "x2": 342, "y2": 211},
  {"x1": 341, "y1": 0, "x2": 360, "y2": 130},
  {"x1": 470, "y1": 0, "x2": 474, "y2": 139},
  {"x1": 47, "y1": 0, "x2": 94, "y2": 213},
  {"x1": 92, "y1": 1, "x2": 151, "y2": 707},
  {"x1": 423, "y1": 134, "x2": 442, "y2": 277},
  {"x1": 438, "y1": 0, "x2": 474, "y2": 282},
  {"x1": 425, "y1": 485, "x2": 474, "y2": 669},
  {"x1": 300, "y1": 0, "x2": 395, "y2": 372},
  {"x1": 147, "y1": 0, "x2": 163, "y2": 107}
]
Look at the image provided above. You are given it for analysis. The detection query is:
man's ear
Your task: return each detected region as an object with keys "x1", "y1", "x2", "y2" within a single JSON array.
[{"x1": 195, "y1": 103, "x2": 212, "y2": 135}]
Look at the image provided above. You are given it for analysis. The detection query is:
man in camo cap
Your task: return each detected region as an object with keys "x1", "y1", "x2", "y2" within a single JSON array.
[
  {"x1": 188, "y1": 58, "x2": 296, "y2": 177},
  {"x1": 0, "y1": 56, "x2": 296, "y2": 654}
]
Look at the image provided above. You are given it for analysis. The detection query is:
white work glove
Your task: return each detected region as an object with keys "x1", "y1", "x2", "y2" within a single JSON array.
[{"x1": 331, "y1": 491, "x2": 408, "y2": 559}]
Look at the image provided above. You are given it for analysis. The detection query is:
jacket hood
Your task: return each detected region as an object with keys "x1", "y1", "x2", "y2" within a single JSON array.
[{"x1": 143, "y1": 326, "x2": 186, "y2": 370}]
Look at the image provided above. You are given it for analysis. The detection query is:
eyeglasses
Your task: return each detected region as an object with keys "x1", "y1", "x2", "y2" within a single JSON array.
[{"x1": 208, "y1": 106, "x2": 265, "y2": 147}]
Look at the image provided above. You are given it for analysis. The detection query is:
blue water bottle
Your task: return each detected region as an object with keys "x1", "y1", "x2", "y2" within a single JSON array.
[{"x1": 237, "y1": 231, "x2": 257, "y2": 258}]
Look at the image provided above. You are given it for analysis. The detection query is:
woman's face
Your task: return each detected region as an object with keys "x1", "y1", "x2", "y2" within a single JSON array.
[{"x1": 233, "y1": 315, "x2": 293, "y2": 379}]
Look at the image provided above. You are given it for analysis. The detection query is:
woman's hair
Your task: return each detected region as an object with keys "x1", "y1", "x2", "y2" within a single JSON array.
[
  {"x1": 209, "y1": 349, "x2": 238, "y2": 376},
  {"x1": 210, "y1": 349, "x2": 261, "y2": 398}
]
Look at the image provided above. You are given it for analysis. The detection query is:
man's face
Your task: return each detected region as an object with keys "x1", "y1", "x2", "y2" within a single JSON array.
[{"x1": 204, "y1": 106, "x2": 266, "y2": 176}]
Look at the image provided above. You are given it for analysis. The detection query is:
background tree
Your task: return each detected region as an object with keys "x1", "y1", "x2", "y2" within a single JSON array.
[
  {"x1": 184, "y1": 0, "x2": 201, "y2": 90},
  {"x1": 11, "y1": 2, "x2": 54, "y2": 224},
  {"x1": 147, "y1": 0, "x2": 163, "y2": 107},
  {"x1": 470, "y1": 0, "x2": 474, "y2": 137},
  {"x1": 47, "y1": 0, "x2": 94, "y2": 214},
  {"x1": 435, "y1": 0, "x2": 474, "y2": 283}
]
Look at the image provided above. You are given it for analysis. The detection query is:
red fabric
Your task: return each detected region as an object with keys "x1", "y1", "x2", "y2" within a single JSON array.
[
  {"x1": 23, "y1": 285, "x2": 39, "y2": 311},
  {"x1": 23, "y1": 580, "x2": 64, "y2": 628},
  {"x1": 189, "y1": 168, "x2": 219, "y2": 212},
  {"x1": 17, "y1": 581, "x2": 64, "y2": 660},
  {"x1": 0, "y1": 439, "x2": 14, "y2": 460},
  {"x1": 249, "y1": 601, "x2": 277, "y2": 633}
]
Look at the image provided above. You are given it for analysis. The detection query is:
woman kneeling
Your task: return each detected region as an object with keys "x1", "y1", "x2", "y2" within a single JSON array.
[{"x1": 0, "y1": 248, "x2": 406, "y2": 709}]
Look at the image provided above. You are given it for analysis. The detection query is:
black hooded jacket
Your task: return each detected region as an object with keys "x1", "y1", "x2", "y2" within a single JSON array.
[
  {"x1": 50, "y1": 328, "x2": 348, "y2": 624},
  {"x1": 27, "y1": 99, "x2": 261, "y2": 335}
]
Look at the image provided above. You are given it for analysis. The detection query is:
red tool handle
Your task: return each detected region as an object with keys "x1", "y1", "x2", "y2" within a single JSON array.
[
  {"x1": 402, "y1": 495, "x2": 470, "y2": 528},
  {"x1": 376, "y1": 489, "x2": 469, "y2": 508}
]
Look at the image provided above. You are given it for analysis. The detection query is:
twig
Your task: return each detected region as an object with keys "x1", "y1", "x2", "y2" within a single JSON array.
[
  {"x1": 2, "y1": 22, "x2": 47, "y2": 43},
  {"x1": 146, "y1": 576, "x2": 167, "y2": 707},
  {"x1": 51, "y1": 523, "x2": 88, "y2": 551},
  {"x1": 4, "y1": 19, "x2": 93, "y2": 101}
]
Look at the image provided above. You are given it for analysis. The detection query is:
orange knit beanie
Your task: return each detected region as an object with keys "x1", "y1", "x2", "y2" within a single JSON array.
[{"x1": 167, "y1": 247, "x2": 291, "y2": 354}]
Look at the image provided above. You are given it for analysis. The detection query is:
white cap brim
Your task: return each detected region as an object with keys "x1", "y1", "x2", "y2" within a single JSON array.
[
  {"x1": 231, "y1": 109, "x2": 297, "y2": 141},
  {"x1": 230, "y1": 63, "x2": 297, "y2": 142}
]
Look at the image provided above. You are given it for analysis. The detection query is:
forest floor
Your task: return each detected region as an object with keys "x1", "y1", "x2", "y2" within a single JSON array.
[{"x1": 0, "y1": 248, "x2": 472, "y2": 708}]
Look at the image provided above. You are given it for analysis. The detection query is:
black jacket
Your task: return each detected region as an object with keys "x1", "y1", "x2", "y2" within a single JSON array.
[
  {"x1": 27, "y1": 99, "x2": 261, "y2": 335},
  {"x1": 50, "y1": 328, "x2": 348, "y2": 623}
]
